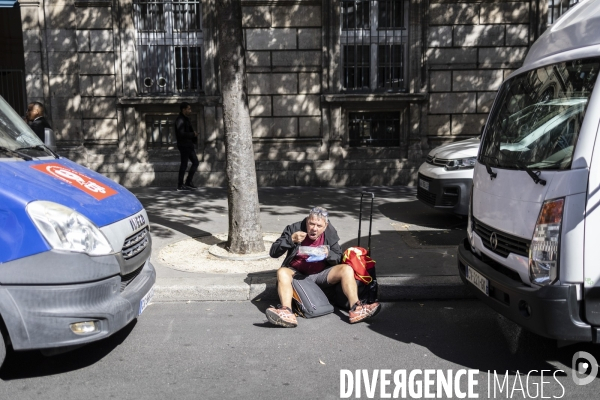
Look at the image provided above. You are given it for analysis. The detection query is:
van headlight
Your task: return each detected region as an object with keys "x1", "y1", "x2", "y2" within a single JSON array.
[
  {"x1": 445, "y1": 157, "x2": 477, "y2": 171},
  {"x1": 26, "y1": 201, "x2": 113, "y2": 255},
  {"x1": 529, "y1": 198, "x2": 564, "y2": 286}
]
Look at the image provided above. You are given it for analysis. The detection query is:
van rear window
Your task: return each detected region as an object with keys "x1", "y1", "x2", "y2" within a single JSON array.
[{"x1": 480, "y1": 58, "x2": 599, "y2": 171}]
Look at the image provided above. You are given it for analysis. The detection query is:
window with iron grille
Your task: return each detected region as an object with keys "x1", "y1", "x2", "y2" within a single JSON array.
[
  {"x1": 134, "y1": 0, "x2": 203, "y2": 95},
  {"x1": 548, "y1": 0, "x2": 579, "y2": 25},
  {"x1": 348, "y1": 112, "x2": 405, "y2": 147},
  {"x1": 146, "y1": 115, "x2": 177, "y2": 148},
  {"x1": 341, "y1": 0, "x2": 409, "y2": 92}
]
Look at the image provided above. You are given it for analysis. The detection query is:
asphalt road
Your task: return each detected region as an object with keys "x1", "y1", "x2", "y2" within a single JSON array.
[{"x1": 1, "y1": 300, "x2": 599, "y2": 400}]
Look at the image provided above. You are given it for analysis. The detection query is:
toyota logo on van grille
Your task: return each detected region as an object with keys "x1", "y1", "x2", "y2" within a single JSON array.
[{"x1": 490, "y1": 232, "x2": 498, "y2": 250}]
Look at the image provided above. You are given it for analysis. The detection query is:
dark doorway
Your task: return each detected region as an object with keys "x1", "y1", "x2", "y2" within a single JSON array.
[{"x1": 0, "y1": 3, "x2": 27, "y2": 116}]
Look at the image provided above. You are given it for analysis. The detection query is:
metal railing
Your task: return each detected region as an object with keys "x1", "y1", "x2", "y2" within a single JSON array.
[
  {"x1": 134, "y1": 0, "x2": 204, "y2": 95},
  {"x1": 0, "y1": 69, "x2": 26, "y2": 116},
  {"x1": 548, "y1": 0, "x2": 580, "y2": 25},
  {"x1": 340, "y1": 0, "x2": 409, "y2": 92}
]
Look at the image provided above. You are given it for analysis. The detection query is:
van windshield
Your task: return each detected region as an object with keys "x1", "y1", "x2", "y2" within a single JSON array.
[
  {"x1": 0, "y1": 96, "x2": 43, "y2": 152},
  {"x1": 480, "y1": 58, "x2": 599, "y2": 170}
]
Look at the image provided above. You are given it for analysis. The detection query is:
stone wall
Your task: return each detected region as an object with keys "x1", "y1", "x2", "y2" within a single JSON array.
[
  {"x1": 426, "y1": 0, "x2": 533, "y2": 148},
  {"x1": 17, "y1": 0, "x2": 545, "y2": 187}
]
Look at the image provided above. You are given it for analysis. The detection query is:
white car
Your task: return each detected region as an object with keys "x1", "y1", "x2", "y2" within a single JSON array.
[{"x1": 416, "y1": 137, "x2": 481, "y2": 215}]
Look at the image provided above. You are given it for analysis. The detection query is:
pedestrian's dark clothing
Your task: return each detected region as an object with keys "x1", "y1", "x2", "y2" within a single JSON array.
[
  {"x1": 29, "y1": 117, "x2": 52, "y2": 143},
  {"x1": 174, "y1": 112, "x2": 198, "y2": 186},
  {"x1": 178, "y1": 146, "x2": 199, "y2": 186},
  {"x1": 175, "y1": 113, "x2": 196, "y2": 149},
  {"x1": 270, "y1": 218, "x2": 342, "y2": 269}
]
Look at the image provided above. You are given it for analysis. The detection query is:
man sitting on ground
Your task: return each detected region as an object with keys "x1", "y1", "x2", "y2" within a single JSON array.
[{"x1": 266, "y1": 207, "x2": 381, "y2": 327}]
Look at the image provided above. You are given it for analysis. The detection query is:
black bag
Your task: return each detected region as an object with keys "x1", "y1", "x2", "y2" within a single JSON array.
[
  {"x1": 328, "y1": 191, "x2": 380, "y2": 310},
  {"x1": 291, "y1": 275, "x2": 334, "y2": 318}
]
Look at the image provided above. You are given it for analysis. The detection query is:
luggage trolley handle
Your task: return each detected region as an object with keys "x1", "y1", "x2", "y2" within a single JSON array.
[{"x1": 357, "y1": 191, "x2": 375, "y2": 255}]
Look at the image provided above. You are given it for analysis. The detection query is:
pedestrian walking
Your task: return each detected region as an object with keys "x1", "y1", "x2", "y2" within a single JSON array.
[{"x1": 175, "y1": 102, "x2": 199, "y2": 191}]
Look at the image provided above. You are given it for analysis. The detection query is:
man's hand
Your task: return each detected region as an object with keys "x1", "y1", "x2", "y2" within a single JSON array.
[{"x1": 291, "y1": 231, "x2": 307, "y2": 243}]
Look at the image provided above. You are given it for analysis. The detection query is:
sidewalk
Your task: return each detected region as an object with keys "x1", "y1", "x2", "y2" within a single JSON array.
[{"x1": 129, "y1": 186, "x2": 475, "y2": 302}]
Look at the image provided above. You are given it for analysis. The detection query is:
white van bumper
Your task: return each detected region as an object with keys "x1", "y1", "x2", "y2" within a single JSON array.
[{"x1": 457, "y1": 238, "x2": 597, "y2": 343}]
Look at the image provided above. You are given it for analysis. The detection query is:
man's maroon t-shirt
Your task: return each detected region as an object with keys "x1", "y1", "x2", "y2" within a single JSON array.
[{"x1": 289, "y1": 234, "x2": 327, "y2": 275}]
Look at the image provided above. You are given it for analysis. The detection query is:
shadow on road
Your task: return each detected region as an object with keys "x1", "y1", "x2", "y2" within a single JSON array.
[
  {"x1": 366, "y1": 301, "x2": 600, "y2": 377},
  {"x1": 0, "y1": 319, "x2": 137, "y2": 380}
]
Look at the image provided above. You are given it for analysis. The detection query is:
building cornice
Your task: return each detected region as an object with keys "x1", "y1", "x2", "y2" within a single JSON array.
[
  {"x1": 74, "y1": 0, "x2": 112, "y2": 7},
  {"x1": 322, "y1": 93, "x2": 429, "y2": 103},
  {"x1": 118, "y1": 96, "x2": 222, "y2": 106}
]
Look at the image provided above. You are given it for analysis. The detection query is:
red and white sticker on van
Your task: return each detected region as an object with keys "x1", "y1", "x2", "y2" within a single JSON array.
[{"x1": 31, "y1": 163, "x2": 118, "y2": 200}]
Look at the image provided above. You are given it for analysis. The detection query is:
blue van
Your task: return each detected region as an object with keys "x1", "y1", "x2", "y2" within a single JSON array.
[{"x1": 0, "y1": 96, "x2": 156, "y2": 367}]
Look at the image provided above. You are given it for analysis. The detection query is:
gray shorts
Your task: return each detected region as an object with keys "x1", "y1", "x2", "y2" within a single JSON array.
[{"x1": 285, "y1": 266, "x2": 333, "y2": 288}]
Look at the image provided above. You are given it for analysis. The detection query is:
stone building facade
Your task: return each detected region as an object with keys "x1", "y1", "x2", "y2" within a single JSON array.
[{"x1": 14, "y1": 0, "x2": 565, "y2": 187}]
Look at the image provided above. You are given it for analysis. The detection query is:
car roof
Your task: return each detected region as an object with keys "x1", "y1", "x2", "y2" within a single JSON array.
[{"x1": 509, "y1": 0, "x2": 600, "y2": 78}]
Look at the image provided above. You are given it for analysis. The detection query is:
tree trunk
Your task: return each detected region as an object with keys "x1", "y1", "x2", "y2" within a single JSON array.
[{"x1": 216, "y1": 0, "x2": 265, "y2": 254}]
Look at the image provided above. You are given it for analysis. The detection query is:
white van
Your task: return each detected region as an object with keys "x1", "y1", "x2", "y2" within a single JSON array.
[
  {"x1": 417, "y1": 137, "x2": 480, "y2": 215},
  {"x1": 457, "y1": 0, "x2": 600, "y2": 343}
]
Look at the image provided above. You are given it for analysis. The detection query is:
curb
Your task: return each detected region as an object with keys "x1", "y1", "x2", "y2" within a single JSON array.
[{"x1": 152, "y1": 275, "x2": 475, "y2": 302}]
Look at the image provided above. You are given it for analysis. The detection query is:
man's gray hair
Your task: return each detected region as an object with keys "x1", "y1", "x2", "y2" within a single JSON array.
[{"x1": 309, "y1": 207, "x2": 329, "y2": 223}]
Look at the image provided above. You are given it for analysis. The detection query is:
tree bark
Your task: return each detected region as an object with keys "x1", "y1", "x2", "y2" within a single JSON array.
[{"x1": 216, "y1": 0, "x2": 265, "y2": 254}]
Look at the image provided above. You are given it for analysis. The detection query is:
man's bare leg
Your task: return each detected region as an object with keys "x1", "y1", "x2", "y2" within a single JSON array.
[
  {"x1": 276, "y1": 267, "x2": 296, "y2": 309},
  {"x1": 326, "y1": 264, "x2": 359, "y2": 307}
]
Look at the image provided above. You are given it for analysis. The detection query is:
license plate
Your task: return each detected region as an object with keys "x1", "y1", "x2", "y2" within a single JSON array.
[
  {"x1": 466, "y1": 266, "x2": 489, "y2": 296},
  {"x1": 419, "y1": 179, "x2": 430, "y2": 191},
  {"x1": 138, "y1": 285, "x2": 155, "y2": 316}
]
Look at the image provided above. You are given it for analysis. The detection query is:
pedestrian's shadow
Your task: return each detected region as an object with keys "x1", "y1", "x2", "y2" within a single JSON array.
[{"x1": 0, "y1": 320, "x2": 136, "y2": 380}]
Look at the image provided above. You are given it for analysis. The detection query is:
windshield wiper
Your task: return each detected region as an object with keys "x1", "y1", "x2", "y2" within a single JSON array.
[
  {"x1": 17, "y1": 145, "x2": 59, "y2": 159},
  {"x1": 0, "y1": 146, "x2": 33, "y2": 161},
  {"x1": 480, "y1": 155, "x2": 498, "y2": 180},
  {"x1": 521, "y1": 165, "x2": 547, "y2": 186}
]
